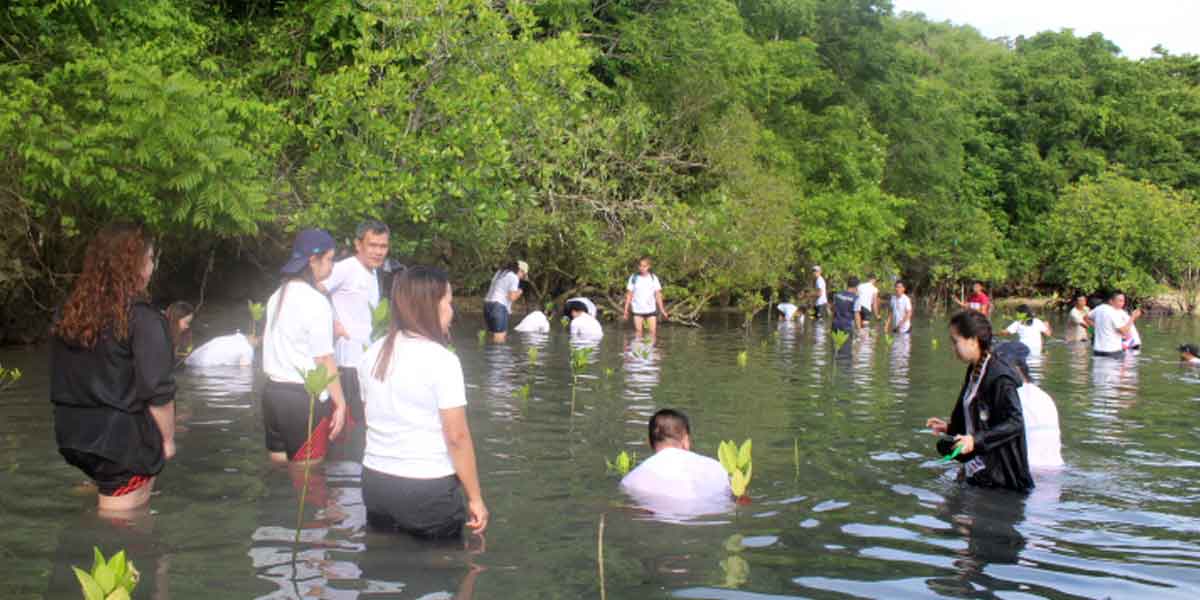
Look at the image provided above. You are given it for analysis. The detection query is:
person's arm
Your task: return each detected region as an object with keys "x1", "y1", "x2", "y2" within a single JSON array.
[
  {"x1": 855, "y1": 303, "x2": 863, "y2": 329},
  {"x1": 506, "y1": 273, "x2": 522, "y2": 304},
  {"x1": 901, "y1": 302, "x2": 912, "y2": 331},
  {"x1": 655, "y1": 289, "x2": 668, "y2": 320},
  {"x1": 1042, "y1": 320, "x2": 1053, "y2": 336},
  {"x1": 442, "y1": 407, "x2": 488, "y2": 532},
  {"x1": 982, "y1": 301, "x2": 991, "y2": 316},
  {"x1": 957, "y1": 377, "x2": 1023, "y2": 456},
  {"x1": 134, "y1": 307, "x2": 178, "y2": 458},
  {"x1": 622, "y1": 287, "x2": 633, "y2": 320},
  {"x1": 999, "y1": 322, "x2": 1016, "y2": 336},
  {"x1": 1117, "y1": 308, "x2": 1142, "y2": 335},
  {"x1": 315, "y1": 353, "x2": 346, "y2": 440}
]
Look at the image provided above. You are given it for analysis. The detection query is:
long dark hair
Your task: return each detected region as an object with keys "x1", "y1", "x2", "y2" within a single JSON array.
[
  {"x1": 53, "y1": 222, "x2": 153, "y2": 347},
  {"x1": 373, "y1": 266, "x2": 452, "y2": 380},
  {"x1": 269, "y1": 254, "x2": 329, "y2": 330},
  {"x1": 165, "y1": 301, "x2": 195, "y2": 350},
  {"x1": 950, "y1": 310, "x2": 994, "y2": 363}
]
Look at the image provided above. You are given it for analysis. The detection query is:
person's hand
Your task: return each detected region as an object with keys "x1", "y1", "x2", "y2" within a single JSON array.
[
  {"x1": 926, "y1": 417, "x2": 948, "y2": 435},
  {"x1": 163, "y1": 439, "x2": 177, "y2": 460},
  {"x1": 333, "y1": 320, "x2": 349, "y2": 339},
  {"x1": 1132, "y1": 308, "x2": 1143, "y2": 320},
  {"x1": 954, "y1": 434, "x2": 975, "y2": 455},
  {"x1": 466, "y1": 498, "x2": 489, "y2": 533},
  {"x1": 660, "y1": 310, "x2": 669, "y2": 321},
  {"x1": 328, "y1": 400, "x2": 346, "y2": 441},
  {"x1": 621, "y1": 311, "x2": 629, "y2": 321}
]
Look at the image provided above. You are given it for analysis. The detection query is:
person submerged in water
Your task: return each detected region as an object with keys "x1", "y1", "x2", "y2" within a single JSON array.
[
  {"x1": 565, "y1": 298, "x2": 603, "y2": 339},
  {"x1": 620, "y1": 409, "x2": 732, "y2": 512},
  {"x1": 926, "y1": 310, "x2": 1034, "y2": 492}
]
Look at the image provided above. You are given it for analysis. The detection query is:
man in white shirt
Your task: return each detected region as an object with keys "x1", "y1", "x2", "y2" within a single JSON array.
[
  {"x1": 623, "y1": 257, "x2": 669, "y2": 337},
  {"x1": 854, "y1": 275, "x2": 879, "y2": 328},
  {"x1": 323, "y1": 220, "x2": 390, "y2": 424},
  {"x1": 812, "y1": 266, "x2": 828, "y2": 320},
  {"x1": 887, "y1": 280, "x2": 912, "y2": 334},
  {"x1": 621, "y1": 409, "x2": 732, "y2": 516},
  {"x1": 1085, "y1": 291, "x2": 1142, "y2": 357},
  {"x1": 566, "y1": 299, "x2": 603, "y2": 339}
]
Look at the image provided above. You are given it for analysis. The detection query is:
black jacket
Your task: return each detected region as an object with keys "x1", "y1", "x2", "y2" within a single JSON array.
[
  {"x1": 50, "y1": 301, "x2": 176, "y2": 473},
  {"x1": 945, "y1": 356, "x2": 1034, "y2": 492}
]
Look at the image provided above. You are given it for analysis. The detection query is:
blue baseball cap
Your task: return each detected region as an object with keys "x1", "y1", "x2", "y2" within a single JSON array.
[{"x1": 281, "y1": 229, "x2": 336, "y2": 275}]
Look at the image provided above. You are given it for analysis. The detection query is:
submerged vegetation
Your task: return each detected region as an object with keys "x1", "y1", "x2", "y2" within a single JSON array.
[{"x1": 2, "y1": 1, "x2": 1199, "y2": 341}]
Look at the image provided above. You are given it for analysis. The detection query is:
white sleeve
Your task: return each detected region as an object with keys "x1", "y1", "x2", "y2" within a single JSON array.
[
  {"x1": 625, "y1": 275, "x2": 636, "y2": 292},
  {"x1": 323, "y1": 260, "x2": 348, "y2": 294},
  {"x1": 1114, "y1": 311, "x2": 1130, "y2": 328},
  {"x1": 652, "y1": 276, "x2": 662, "y2": 292},
  {"x1": 308, "y1": 294, "x2": 335, "y2": 358},
  {"x1": 505, "y1": 272, "x2": 520, "y2": 294},
  {"x1": 434, "y1": 351, "x2": 467, "y2": 410},
  {"x1": 1005, "y1": 322, "x2": 1020, "y2": 334}
]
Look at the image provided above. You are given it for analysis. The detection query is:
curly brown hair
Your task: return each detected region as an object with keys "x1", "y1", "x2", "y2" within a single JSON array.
[{"x1": 53, "y1": 222, "x2": 154, "y2": 348}]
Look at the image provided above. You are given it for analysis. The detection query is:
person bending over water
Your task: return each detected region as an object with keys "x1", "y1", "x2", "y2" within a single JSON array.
[
  {"x1": 358, "y1": 267, "x2": 488, "y2": 538},
  {"x1": 566, "y1": 298, "x2": 604, "y2": 339},
  {"x1": 50, "y1": 223, "x2": 177, "y2": 512},
  {"x1": 926, "y1": 311, "x2": 1033, "y2": 492},
  {"x1": 994, "y1": 342, "x2": 1063, "y2": 469},
  {"x1": 261, "y1": 229, "x2": 347, "y2": 464},
  {"x1": 620, "y1": 409, "x2": 731, "y2": 510},
  {"x1": 623, "y1": 257, "x2": 669, "y2": 337},
  {"x1": 1180, "y1": 344, "x2": 1200, "y2": 365},
  {"x1": 482, "y1": 259, "x2": 527, "y2": 343},
  {"x1": 999, "y1": 304, "x2": 1052, "y2": 355}
]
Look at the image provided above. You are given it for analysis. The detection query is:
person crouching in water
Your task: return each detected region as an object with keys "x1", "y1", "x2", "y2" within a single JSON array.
[
  {"x1": 620, "y1": 409, "x2": 732, "y2": 512},
  {"x1": 357, "y1": 266, "x2": 488, "y2": 538},
  {"x1": 926, "y1": 311, "x2": 1034, "y2": 492},
  {"x1": 566, "y1": 298, "x2": 604, "y2": 339},
  {"x1": 261, "y1": 229, "x2": 347, "y2": 464},
  {"x1": 993, "y1": 341, "x2": 1063, "y2": 469},
  {"x1": 50, "y1": 222, "x2": 177, "y2": 512}
]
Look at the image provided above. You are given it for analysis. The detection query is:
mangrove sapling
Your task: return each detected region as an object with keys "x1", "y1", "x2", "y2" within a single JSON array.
[
  {"x1": 718, "y1": 439, "x2": 753, "y2": 504},
  {"x1": 293, "y1": 366, "x2": 338, "y2": 546},
  {"x1": 793, "y1": 438, "x2": 800, "y2": 481},
  {"x1": 527, "y1": 346, "x2": 539, "y2": 366},
  {"x1": 560, "y1": 316, "x2": 570, "y2": 329},
  {"x1": 477, "y1": 330, "x2": 487, "y2": 346},
  {"x1": 73, "y1": 547, "x2": 138, "y2": 600},
  {"x1": 829, "y1": 329, "x2": 850, "y2": 387},
  {"x1": 605, "y1": 450, "x2": 636, "y2": 476},
  {"x1": 513, "y1": 383, "x2": 531, "y2": 403},
  {"x1": 248, "y1": 300, "x2": 265, "y2": 338},
  {"x1": 569, "y1": 347, "x2": 593, "y2": 416},
  {"x1": 604, "y1": 367, "x2": 615, "y2": 378},
  {"x1": 1, "y1": 364, "x2": 23, "y2": 391},
  {"x1": 737, "y1": 350, "x2": 748, "y2": 368}
]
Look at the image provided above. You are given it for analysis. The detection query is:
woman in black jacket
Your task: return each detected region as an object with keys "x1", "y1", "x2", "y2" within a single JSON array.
[{"x1": 926, "y1": 310, "x2": 1034, "y2": 492}]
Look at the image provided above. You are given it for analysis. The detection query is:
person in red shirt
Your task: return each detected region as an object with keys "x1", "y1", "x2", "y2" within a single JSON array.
[{"x1": 955, "y1": 281, "x2": 991, "y2": 317}]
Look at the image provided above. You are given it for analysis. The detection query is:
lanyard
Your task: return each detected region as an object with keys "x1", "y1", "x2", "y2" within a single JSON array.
[{"x1": 962, "y1": 354, "x2": 990, "y2": 424}]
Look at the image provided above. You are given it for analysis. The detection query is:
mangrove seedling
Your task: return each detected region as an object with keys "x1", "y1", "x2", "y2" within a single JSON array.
[
  {"x1": 932, "y1": 338, "x2": 940, "y2": 350},
  {"x1": 0, "y1": 364, "x2": 22, "y2": 391},
  {"x1": 718, "y1": 439, "x2": 753, "y2": 503},
  {"x1": 569, "y1": 346, "x2": 593, "y2": 416},
  {"x1": 294, "y1": 366, "x2": 338, "y2": 544},
  {"x1": 793, "y1": 438, "x2": 800, "y2": 481},
  {"x1": 513, "y1": 383, "x2": 531, "y2": 402},
  {"x1": 248, "y1": 300, "x2": 265, "y2": 338},
  {"x1": 477, "y1": 330, "x2": 487, "y2": 346},
  {"x1": 560, "y1": 316, "x2": 571, "y2": 329},
  {"x1": 830, "y1": 329, "x2": 850, "y2": 352},
  {"x1": 604, "y1": 367, "x2": 615, "y2": 378},
  {"x1": 527, "y1": 346, "x2": 539, "y2": 366},
  {"x1": 73, "y1": 547, "x2": 138, "y2": 600},
  {"x1": 544, "y1": 301, "x2": 555, "y2": 314},
  {"x1": 605, "y1": 450, "x2": 636, "y2": 476},
  {"x1": 736, "y1": 350, "x2": 748, "y2": 368},
  {"x1": 371, "y1": 302, "x2": 390, "y2": 342}
]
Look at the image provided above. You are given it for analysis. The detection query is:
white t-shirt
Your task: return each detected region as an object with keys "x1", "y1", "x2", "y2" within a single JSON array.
[
  {"x1": 1018, "y1": 383, "x2": 1064, "y2": 468},
  {"x1": 1066, "y1": 307, "x2": 1089, "y2": 342},
  {"x1": 485, "y1": 270, "x2": 521, "y2": 311},
  {"x1": 626, "y1": 273, "x2": 662, "y2": 315},
  {"x1": 566, "y1": 296, "x2": 598, "y2": 317},
  {"x1": 854, "y1": 282, "x2": 878, "y2": 313},
  {"x1": 185, "y1": 333, "x2": 254, "y2": 367},
  {"x1": 889, "y1": 295, "x2": 912, "y2": 333},
  {"x1": 513, "y1": 310, "x2": 550, "y2": 333},
  {"x1": 1005, "y1": 319, "x2": 1047, "y2": 355},
  {"x1": 777, "y1": 302, "x2": 799, "y2": 320},
  {"x1": 357, "y1": 335, "x2": 467, "y2": 479},
  {"x1": 569, "y1": 312, "x2": 604, "y2": 339},
  {"x1": 815, "y1": 276, "x2": 828, "y2": 306},
  {"x1": 620, "y1": 447, "x2": 731, "y2": 513},
  {"x1": 1088, "y1": 304, "x2": 1129, "y2": 353},
  {"x1": 263, "y1": 282, "x2": 335, "y2": 386},
  {"x1": 1124, "y1": 319, "x2": 1141, "y2": 350},
  {"x1": 322, "y1": 256, "x2": 380, "y2": 368}
]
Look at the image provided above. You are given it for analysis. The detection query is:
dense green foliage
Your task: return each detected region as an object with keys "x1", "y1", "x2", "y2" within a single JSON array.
[{"x1": 2, "y1": 0, "x2": 1198, "y2": 339}]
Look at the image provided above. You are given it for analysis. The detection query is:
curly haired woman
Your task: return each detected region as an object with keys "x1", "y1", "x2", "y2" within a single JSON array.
[{"x1": 50, "y1": 223, "x2": 177, "y2": 512}]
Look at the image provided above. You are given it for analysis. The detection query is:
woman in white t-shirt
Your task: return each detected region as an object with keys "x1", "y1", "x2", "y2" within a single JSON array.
[
  {"x1": 999, "y1": 304, "x2": 1052, "y2": 355},
  {"x1": 566, "y1": 298, "x2": 604, "y2": 339},
  {"x1": 623, "y1": 257, "x2": 669, "y2": 337},
  {"x1": 357, "y1": 266, "x2": 488, "y2": 538},
  {"x1": 261, "y1": 229, "x2": 347, "y2": 464},
  {"x1": 482, "y1": 260, "x2": 528, "y2": 343}
]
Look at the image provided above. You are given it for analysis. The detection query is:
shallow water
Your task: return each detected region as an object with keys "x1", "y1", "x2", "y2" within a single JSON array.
[{"x1": 3, "y1": 307, "x2": 1200, "y2": 599}]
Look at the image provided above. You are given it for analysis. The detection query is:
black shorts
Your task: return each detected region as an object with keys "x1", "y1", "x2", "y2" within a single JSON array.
[
  {"x1": 362, "y1": 467, "x2": 466, "y2": 539},
  {"x1": 262, "y1": 380, "x2": 333, "y2": 461},
  {"x1": 859, "y1": 308, "x2": 874, "y2": 322},
  {"x1": 60, "y1": 448, "x2": 156, "y2": 497},
  {"x1": 632, "y1": 311, "x2": 658, "y2": 319},
  {"x1": 483, "y1": 301, "x2": 509, "y2": 333},
  {"x1": 1092, "y1": 349, "x2": 1125, "y2": 358}
]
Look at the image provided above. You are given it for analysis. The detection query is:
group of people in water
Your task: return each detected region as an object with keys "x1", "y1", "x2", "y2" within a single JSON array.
[{"x1": 45, "y1": 220, "x2": 1193, "y2": 537}]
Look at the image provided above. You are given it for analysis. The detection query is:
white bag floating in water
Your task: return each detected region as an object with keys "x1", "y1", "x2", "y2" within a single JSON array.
[
  {"x1": 185, "y1": 333, "x2": 255, "y2": 367},
  {"x1": 514, "y1": 311, "x2": 550, "y2": 333}
]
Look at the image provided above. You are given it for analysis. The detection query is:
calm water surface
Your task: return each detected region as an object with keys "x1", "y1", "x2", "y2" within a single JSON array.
[{"x1": 3, "y1": 307, "x2": 1200, "y2": 599}]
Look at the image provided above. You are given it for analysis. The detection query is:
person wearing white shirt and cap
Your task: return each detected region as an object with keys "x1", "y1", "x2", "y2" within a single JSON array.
[
  {"x1": 483, "y1": 259, "x2": 528, "y2": 342},
  {"x1": 323, "y1": 220, "x2": 390, "y2": 426}
]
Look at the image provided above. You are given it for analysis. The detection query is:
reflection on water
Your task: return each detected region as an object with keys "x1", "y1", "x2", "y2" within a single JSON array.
[{"x1": 5, "y1": 307, "x2": 1200, "y2": 598}]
